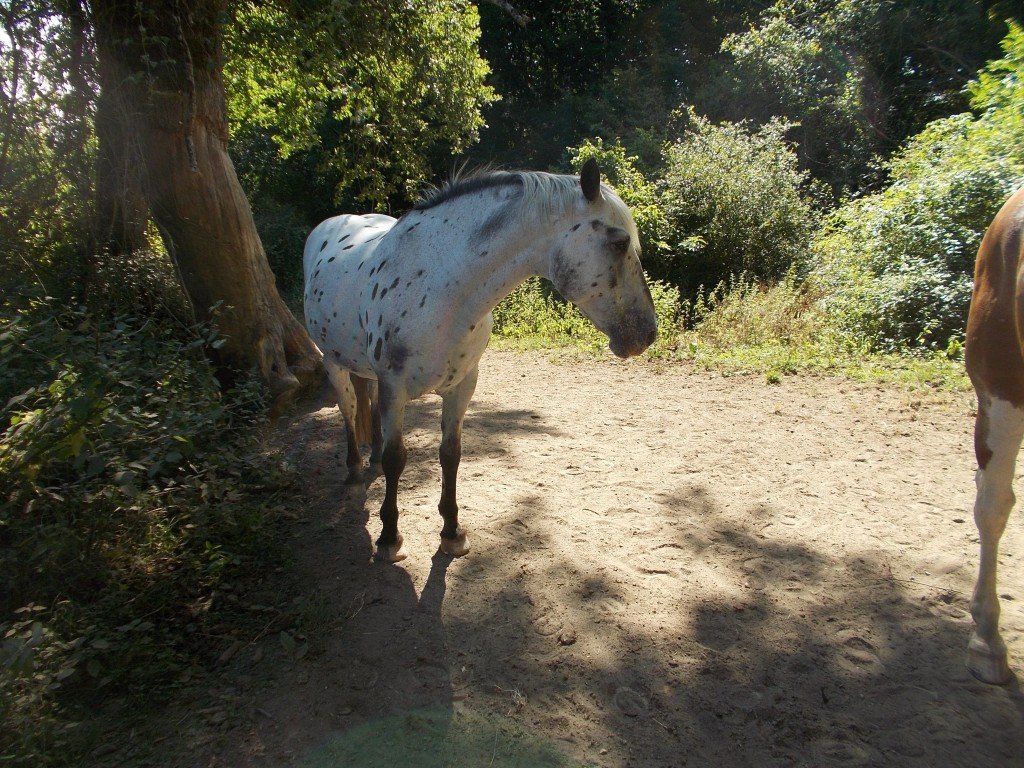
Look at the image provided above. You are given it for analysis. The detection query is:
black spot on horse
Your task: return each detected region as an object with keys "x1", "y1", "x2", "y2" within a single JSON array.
[
  {"x1": 572, "y1": 223, "x2": 581, "y2": 231},
  {"x1": 591, "y1": 220, "x2": 601, "y2": 229},
  {"x1": 313, "y1": 270, "x2": 320, "y2": 278},
  {"x1": 379, "y1": 259, "x2": 388, "y2": 270},
  {"x1": 334, "y1": 351, "x2": 341, "y2": 359},
  {"x1": 419, "y1": 295, "x2": 427, "y2": 308},
  {"x1": 479, "y1": 251, "x2": 488, "y2": 258},
  {"x1": 339, "y1": 234, "x2": 350, "y2": 242},
  {"x1": 380, "y1": 288, "x2": 389, "y2": 299},
  {"x1": 372, "y1": 283, "x2": 379, "y2": 299},
  {"x1": 369, "y1": 267, "x2": 376, "y2": 277},
  {"x1": 469, "y1": 324, "x2": 475, "y2": 331},
  {"x1": 377, "y1": 315, "x2": 383, "y2": 327},
  {"x1": 384, "y1": 330, "x2": 390, "y2": 341},
  {"x1": 417, "y1": 270, "x2": 425, "y2": 277},
  {"x1": 401, "y1": 310, "x2": 407, "y2": 317},
  {"x1": 373, "y1": 338, "x2": 383, "y2": 361},
  {"x1": 344, "y1": 244, "x2": 354, "y2": 250},
  {"x1": 389, "y1": 277, "x2": 400, "y2": 290},
  {"x1": 319, "y1": 240, "x2": 328, "y2": 251},
  {"x1": 357, "y1": 261, "x2": 364, "y2": 270},
  {"x1": 328, "y1": 256, "x2": 335, "y2": 262},
  {"x1": 472, "y1": 204, "x2": 512, "y2": 244},
  {"x1": 333, "y1": 312, "x2": 337, "y2": 317},
  {"x1": 386, "y1": 341, "x2": 409, "y2": 373},
  {"x1": 609, "y1": 273, "x2": 618, "y2": 289}
]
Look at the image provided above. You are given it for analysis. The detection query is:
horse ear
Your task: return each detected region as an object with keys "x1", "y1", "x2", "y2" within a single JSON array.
[{"x1": 580, "y1": 158, "x2": 601, "y2": 202}]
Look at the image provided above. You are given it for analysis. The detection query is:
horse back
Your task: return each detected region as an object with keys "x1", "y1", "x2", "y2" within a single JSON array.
[{"x1": 966, "y1": 187, "x2": 1024, "y2": 405}]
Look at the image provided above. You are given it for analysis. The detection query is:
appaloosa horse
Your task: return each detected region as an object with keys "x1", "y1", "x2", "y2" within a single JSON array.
[
  {"x1": 303, "y1": 160, "x2": 658, "y2": 562},
  {"x1": 965, "y1": 185, "x2": 1024, "y2": 684}
]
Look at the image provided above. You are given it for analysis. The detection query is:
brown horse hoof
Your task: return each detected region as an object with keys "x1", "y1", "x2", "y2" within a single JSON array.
[
  {"x1": 967, "y1": 634, "x2": 1012, "y2": 684},
  {"x1": 374, "y1": 535, "x2": 406, "y2": 563},
  {"x1": 439, "y1": 531, "x2": 469, "y2": 557}
]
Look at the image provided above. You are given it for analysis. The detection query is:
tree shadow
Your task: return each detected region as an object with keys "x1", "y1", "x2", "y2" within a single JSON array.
[{"x1": 435, "y1": 481, "x2": 1024, "y2": 768}]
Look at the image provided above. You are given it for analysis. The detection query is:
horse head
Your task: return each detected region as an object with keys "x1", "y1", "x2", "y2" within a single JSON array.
[{"x1": 548, "y1": 159, "x2": 658, "y2": 359}]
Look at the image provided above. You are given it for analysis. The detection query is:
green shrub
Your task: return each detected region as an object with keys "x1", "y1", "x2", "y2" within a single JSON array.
[
  {"x1": 811, "y1": 22, "x2": 1024, "y2": 351},
  {"x1": 658, "y1": 111, "x2": 821, "y2": 295},
  {"x1": 0, "y1": 304, "x2": 289, "y2": 765}
]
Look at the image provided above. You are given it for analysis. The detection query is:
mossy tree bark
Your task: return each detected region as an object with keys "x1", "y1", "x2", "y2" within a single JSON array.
[{"x1": 89, "y1": 0, "x2": 321, "y2": 407}]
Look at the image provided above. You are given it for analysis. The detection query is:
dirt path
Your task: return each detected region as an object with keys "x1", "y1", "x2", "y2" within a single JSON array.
[{"x1": 174, "y1": 349, "x2": 1023, "y2": 767}]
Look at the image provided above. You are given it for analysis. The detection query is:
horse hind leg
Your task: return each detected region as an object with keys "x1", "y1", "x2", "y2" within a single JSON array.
[
  {"x1": 327, "y1": 365, "x2": 364, "y2": 485},
  {"x1": 968, "y1": 394, "x2": 1024, "y2": 683},
  {"x1": 374, "y1": 382, "x2": 408, "y2": 562},
  {"x1": 437, "y1": 366, "x2": 479, "y2": 557}
]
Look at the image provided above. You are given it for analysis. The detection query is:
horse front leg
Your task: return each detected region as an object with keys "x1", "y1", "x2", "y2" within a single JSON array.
[
  {"x1": 375, "y1": 382, "x2": 408, "y2": 563},
  {"x1": 437, "y1": 366, "x2": 479, "y2": 557},
  {"x1": 968, "y1": 394, "x2": 1024, "y2": 684}
]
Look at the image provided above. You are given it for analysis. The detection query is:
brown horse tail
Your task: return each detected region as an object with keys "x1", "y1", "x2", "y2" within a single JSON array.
[{"x1": 352, "y1": 375, "x2": 373, "y2": 447}]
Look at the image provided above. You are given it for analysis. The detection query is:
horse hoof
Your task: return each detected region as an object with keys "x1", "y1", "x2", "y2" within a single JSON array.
[
  {"x1": 439, "y1": 531, "x2": 470, "y2": 557},
  {"x1": 374, "y1": 536, "x2": 406, "y2": 563},
  {"x1": 967, "y1": 634, "x2": 1012, "y2": 684}
]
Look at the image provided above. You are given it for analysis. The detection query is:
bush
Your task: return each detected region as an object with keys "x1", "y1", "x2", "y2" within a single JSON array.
[
  {"x1": 810, "y1": 22, "x2": 1024, "y2": 351},
  {"x1": 0, "y1": 304, "x2": 289, "y2": 765},
  {"x1": 658, "y1": 111, "x2": 821, "y2": 295}
]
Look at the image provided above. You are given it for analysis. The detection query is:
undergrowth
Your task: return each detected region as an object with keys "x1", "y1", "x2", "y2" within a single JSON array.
[
  {"x1": 492, "y1": 273, "x2": 969, "y2": 390},
  {"x1": 0, "y1": 302, "x2": 292, "y2": 766}
]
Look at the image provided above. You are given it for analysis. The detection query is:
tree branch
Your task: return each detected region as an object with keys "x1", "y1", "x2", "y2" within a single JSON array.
[{"x1": 481, "y1": 0, "x2": 529, "y2": 28}]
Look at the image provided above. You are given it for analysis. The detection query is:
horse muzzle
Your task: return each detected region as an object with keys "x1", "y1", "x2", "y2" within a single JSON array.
[{"x1": 609, "y1": 323, "x2": 657, "y2": 359}]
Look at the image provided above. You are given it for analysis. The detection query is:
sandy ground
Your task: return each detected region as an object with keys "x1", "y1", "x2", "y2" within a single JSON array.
[{"x1": 167, "y1": 349, "x2": 1023, "y2": 768}]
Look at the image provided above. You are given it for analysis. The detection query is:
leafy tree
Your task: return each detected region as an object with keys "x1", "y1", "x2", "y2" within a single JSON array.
[
  {"x1": 811, "y1": 21, "x2": 1024, "y2": 351},
  {"x1": 704, "y1": 0, "x2": 1013, "y2": 195},
  {"x1": 225, "y1": 0, "x2": 496, "y2": 208}
]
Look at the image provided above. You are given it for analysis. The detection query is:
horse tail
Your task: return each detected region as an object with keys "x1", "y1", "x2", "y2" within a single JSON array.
[{"x1": 352, "y1": 375, "x2": 373, "y2": 446}]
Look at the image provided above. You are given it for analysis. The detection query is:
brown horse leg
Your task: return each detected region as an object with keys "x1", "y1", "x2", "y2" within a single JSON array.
[
  {"x1": 326, "y1": 364, "x2": 363, "y2": 484},
  {"x1": 374, "y1": 383, "x2": 407, "y2": 562},
  {"x1": 968, "y1": 393, "x2": 1024, "y2": 683},
  {"x1": 437, "y1": 367, "x2": 478, "y2": 557}
]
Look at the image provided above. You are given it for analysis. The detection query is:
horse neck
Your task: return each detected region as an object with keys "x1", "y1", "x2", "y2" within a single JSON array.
[{"x1": 448, "y1": 200, "x2": 558, "y2": 322}]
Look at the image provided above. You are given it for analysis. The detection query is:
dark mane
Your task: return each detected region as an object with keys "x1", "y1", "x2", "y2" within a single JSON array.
[{"x1": 413, "y1": 171, "x2": 525, "y2": 212}]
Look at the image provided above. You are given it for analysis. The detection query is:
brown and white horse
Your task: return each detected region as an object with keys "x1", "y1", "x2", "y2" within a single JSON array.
[{"x1": 965, "y1": 185, "x2": 1024, "y2": 684}]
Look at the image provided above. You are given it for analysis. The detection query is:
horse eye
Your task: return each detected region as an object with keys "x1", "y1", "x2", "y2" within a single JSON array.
[{"x1": 607, "y1": 227, "x2": 630, "y2": 256}]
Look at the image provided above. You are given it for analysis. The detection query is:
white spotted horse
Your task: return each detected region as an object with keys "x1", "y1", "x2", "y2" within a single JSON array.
[
  {"x1": 965, "y1": 185, "x2": 1024, "y2": 684},
  {"x1": 303, "y1": 160, "x2": 658, "y2": 562}
]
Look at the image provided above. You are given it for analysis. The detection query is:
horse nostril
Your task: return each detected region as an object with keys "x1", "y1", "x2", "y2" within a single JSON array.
[{"x1": 646, "y1": 327, "x2": 657, "y2": 346}]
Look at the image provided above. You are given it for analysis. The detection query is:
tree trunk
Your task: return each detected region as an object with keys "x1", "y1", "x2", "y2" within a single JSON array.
[{"x1": 89, "y1": 0, "x2": 321, "y2": 408}]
